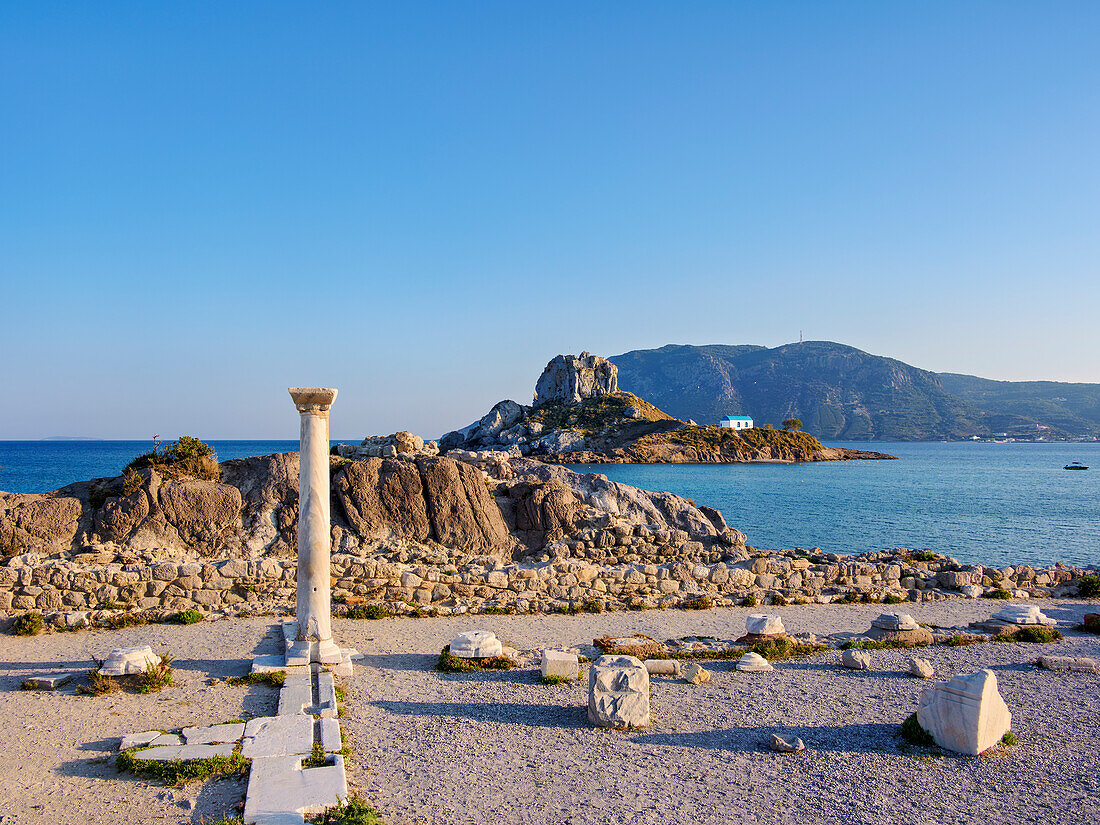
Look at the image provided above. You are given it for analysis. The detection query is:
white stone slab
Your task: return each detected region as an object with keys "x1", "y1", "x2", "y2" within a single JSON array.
[
  {"x1": 450, "y1": 630, "x2": 502, "y2": 659},
  {"x1": 842, "y1": 649, "x2": 871, "y2": 670},
  {"x1": 98, "y1": 646, "x2": 161, "y2": 677},
  {"x1": 149, "y1": 733, "x2": 182, "y2": 747},
  {"x1": 243, "y1": 754, "x2": 348, "y2": 825},
  {"x1": 120, "y1": 730, "x2": 162, "y2": 751},
  {"x1": 746, "y1": 614, "x2": 785, "y2": 635},
  {"x1": 252, "y1": 654, "x2": 288, "y2": 674},
  {"x1": 320, "y1": 718, "x2": 342, "y2": 754},
  {"x1": 917, "y1": 669, "x2": 1011, "y2": 755},
  {"x1": 736, "y1": 652, "x2": 773, "y2": 672},
  {"x1": 871, "y1": 612, "x2": 919, "y2": 631},
  {"x1": 909, "y1": 658, "x2": 935, "y2": 679},
  {"x1": 278, "y1": 673, "x2": 313, "y2": 716},
  {"x1": 183, "y1": 723, "x2": 246, "y2": 745},
  {"x1": 316, "y1": 672, "x2": 338, "y2": 719},
  {"x1": 992, "y1": 604, "x2": 1054, "y2": 626},
  {"x1": 22, "y1": 673, "x2": 74, "y2": 689},
  {"x1": 241, "y1": 715, "x2": 315, "y2": 758},
  {"x1": 588, "y1": 655, "x2": 650, "y2": 729},
  {"x1": 131, "y1": 743, "x2": 237, "y2": 761},
  {"x1": 540, "y1": 650, "x2": 579, "y2": 680}
]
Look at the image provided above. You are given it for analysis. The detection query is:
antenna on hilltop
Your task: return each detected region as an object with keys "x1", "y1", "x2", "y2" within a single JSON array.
[{"x1": 799, "y1": 330, "x2": 803, "y2": 344}]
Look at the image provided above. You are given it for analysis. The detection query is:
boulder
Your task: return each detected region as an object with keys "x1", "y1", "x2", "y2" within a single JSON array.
[
  {"x1": 593, "y1": 634, "x2": 666, "y2": 660},
  {"x1": 540, "y1": 650, "x2": 579, "y2": 680},
  {"x1": 917, "y1": 669, "x2": 1011, "y2": 755},
  {"x1": 334, "y1": 458, "x2": 431, "y2": 542},
  {"x1": 534, "y1": 352, "x2": 618, "y2": 406},
  {"x1": 158, "y1": 480, "x2": 243, "y2": 547},
  {"x1": 0, "y1": 493, "x2": 83, "y2": 555},
  {"x1": 842, "y1": 650, "x2": 871, "y2": 670},
  {"x1": 416, "y1": 457, "x2": 512, "y2": 556},
  {"x1": 1036, "y1": 655, "x2": 1099, "y2": 674},
  {"x1": 507, "y1": 480, "x2": 578, "y2": 550},
  {"x1": 536, "y1": 430, "x2": 587, "y2": 455},
  {"x1": 98, "y1": 646, "x2": 162, "y2": 677},
  {"x1": 588, "y1": 655, "x2": 650, "y2": 729},
  {"x1": 909, "y1": 658, "x2": 935, "y2": 679},
  {"x1": 681, "y1": 663, "x2": 712, "y2": 685},
  {"x1": 746, "y1": 614, "x2": 785, "y2": 635},
  {"x1": 450, "y1": 631, "x2": 503, "y2": 660},
  {"x1": 736, "y1": 652, "x2": 773, "y2": 673},
  {"x1": 871, "y1": 612, "x2": 919, "y2": 631},
  {"x1": 960, "y1": 585, "x2": 984, "y2": 599},
  {"x1": 866, "y1": 613, "x2": 934, "y2": 646}
]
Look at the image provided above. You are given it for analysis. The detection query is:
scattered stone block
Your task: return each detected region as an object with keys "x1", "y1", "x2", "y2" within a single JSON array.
[
  {"x1": 120, "y1": 730, "x2": 162, "y2": 751},
  {"x1": 909, "y1": 658, "x2": 935, "y2": 679},
  {"x1": 736, "y1": 652, "x2": 773, "y2": 673},
  {"x1": 98, "y1": 646, "x2": 161, "y2": 677},
  {"x1": 588, "y1": 655, "x2": 650, "y2": 729},
  {"x1": 540, "y1": 650, "x2": 579, "y2": 680},
  {"x1": 183, "y1": 723, "x2": 245, "y2": 745},
  {"x1": 149, "y1": 733, "x2": 182, "y2": 747},
  {"x1": 132, "y1": 744, "x2": 237, "y2": 761},
  {"x1": 643, "y1": 659, "x2": 679, "y2": 676},
  {"x1": 22, "y1": 673, "x2": 73, "y2": 690},
  {"x1": 450, "y1": 630, "x2": 503, "y2": 659},
  {"x1": 681, "y1": 662, "x2": 711, "y2": 685},
  {"x1": 746, "y1": 614, "x2": 785, "y2": 635},
  {"x1": 769, "y1": 734, "x2": 805, "y2": 753},
  {"x1": 842, "y1": 650, "x2": 871, "y2": 670},
  {"x1": 960, "y1": 585, "x2": 984, "y2": 599},
  {"x1": 251, "y1": 654, "x2": 287, "y2": 674},
  {"x1": 1037, "y1": 655, "x2": 1099, "y2": 674},
  {"x1": 872, "y1": 612, "x2": 919, "y2": 631},
  {"x1": 917, "y1": 669, "x2": 1011, "y2": 755},
  {"x1": 992, "y1": 604, "x2": 1054, "y2": 626},
  {"x1": 243, "y1": 754, "x2": 348, "y2": 825},
  {"x1": 242, "y1": 715, "x2": 315, "y2": 758}
]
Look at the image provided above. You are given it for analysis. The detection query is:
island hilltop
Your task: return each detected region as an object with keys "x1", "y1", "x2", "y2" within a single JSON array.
[{"x1": 389, "y1": 352, "x2": 894, "y2": 464}]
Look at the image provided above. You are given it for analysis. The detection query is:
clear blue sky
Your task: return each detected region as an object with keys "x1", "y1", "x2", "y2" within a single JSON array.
[{"x1": 2, "y1": 2, "x2": 1098, "y2": 440}]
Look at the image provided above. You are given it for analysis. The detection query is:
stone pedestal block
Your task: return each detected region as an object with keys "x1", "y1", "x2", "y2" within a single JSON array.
[
  {"x1": 917, "y1": 669, "x2": 1011, "y2": 755},
  {"x1": 588, "y1": 655, "x2": 650, "y2": 729},
  {"x1": 746, "y1": 614, "x2": 785, "y2": 635},
  {"x1": 540, "y1": 649, "x2": 579, "y2": 680},
  {"x1": 450, "y1": 630, "x2": 503, "y2": 659}
]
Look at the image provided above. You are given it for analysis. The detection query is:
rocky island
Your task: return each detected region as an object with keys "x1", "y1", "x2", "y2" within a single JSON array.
[{"x1": 425, "y1": 352, "x2": 896, "y2": 464}]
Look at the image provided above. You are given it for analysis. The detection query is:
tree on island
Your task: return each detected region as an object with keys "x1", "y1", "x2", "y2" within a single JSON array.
[{"x1": 782, "y1": 418, "x2": 803, "y2": 432}]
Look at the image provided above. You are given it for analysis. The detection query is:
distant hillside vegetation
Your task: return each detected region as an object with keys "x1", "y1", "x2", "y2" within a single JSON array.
[{"x1": 611, "y1": 342, "x2": 1100, "y2": 441}]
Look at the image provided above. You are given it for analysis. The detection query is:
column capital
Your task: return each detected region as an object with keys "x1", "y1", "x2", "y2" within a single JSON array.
[{"x1": 288, "y1": 387, "x2": 338, "y2": 414}]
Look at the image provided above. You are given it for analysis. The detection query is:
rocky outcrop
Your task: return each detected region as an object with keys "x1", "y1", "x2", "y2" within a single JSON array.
[
  {"x1": 535, "y1": 352, "x2": 618, "y2": 405},
  {"x1": 334, "y1": 431, "x2": 439, "y2": 460},
  {"x1": 0, "y1": 492, "x2": 83, "y2": 555}
]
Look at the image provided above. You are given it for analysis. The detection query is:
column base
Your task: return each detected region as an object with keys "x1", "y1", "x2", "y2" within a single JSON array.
[{"x1": 284, "y1": 622, "x2": 348, "y2": 666}]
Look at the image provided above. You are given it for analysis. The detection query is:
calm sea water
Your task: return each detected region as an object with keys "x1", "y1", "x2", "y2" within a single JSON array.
[
  {"x1": 570, "y1": 442, "x2": 1100, "y2": 570},
  {"x1": 2, "y1": 440, "x2": 1097, "y2": 570}
]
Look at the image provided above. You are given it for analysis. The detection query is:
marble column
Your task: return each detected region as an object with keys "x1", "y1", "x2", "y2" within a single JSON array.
[{"x1": 288, "y1": 387, "x2": 342, "y2": 665}]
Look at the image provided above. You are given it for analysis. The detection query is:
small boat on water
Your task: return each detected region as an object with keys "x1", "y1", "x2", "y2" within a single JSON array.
[{"x1": 1064, "y1": 461, "x2": 1089, "y2": 470}]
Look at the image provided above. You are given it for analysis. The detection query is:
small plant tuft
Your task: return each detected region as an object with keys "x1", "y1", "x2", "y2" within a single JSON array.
[
  {"x1": 1075, "y1": 574, "x2": 1100, "y2": 598},
  {"x1": 883, "y1": 593, "x2": 906, "y2": 605},
  {"x1": 681, "y1": 596, "x2": 712, "y2": 611},
  {"x1": 1013, "y1": 626, "x2": 1062, "y2": 644},
  {"x1": 983, "y1": 588, "x2": 1013, "y2": 600},
  {"x1": 225, "y1": 670, "x2": 286, "y2": 688},
  {"x1": 169, "y1": 609, "x2": 204, "y2": 625},
  {"x1": 911, "y1": 551, "x2": 937, "y2": 562},
  {"x1": 1001, "y1": 730, "x2": 1018, "y2": 746},
  {"x1": 944, "y1": 634, "x2": 984, "y2": 647},
  {"x1": 307, "y1": 796, "x2": 387, "y2": 825},
  {"x1": 436, "y1": 645, "x2": 515, "y2": 673},
  {"x1": 901, "y1": 713, "x2": 935, "y2": 747},
  {"x1": 116, "y1": 748, "x2": 250, "y2": 785},
  {"x1": 347, "y1": 604, "x2": 390, "y2": 620},
  {"x1": 541, "y1": 675, "x2": 571, "y2": 686},
  {"x1": 582, "y1": 600, "x2": 604, "y2": 614},
  {"x1": 741, "y1": 595, "x2": 758, "y2": 607},
  {"x1": 12, "y1": 612, "x2": 45, "y2": 636}
]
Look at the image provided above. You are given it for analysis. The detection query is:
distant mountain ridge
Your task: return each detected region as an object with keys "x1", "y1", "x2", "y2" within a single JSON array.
[{"x1": 610, "y1": 342, "x2": 1100, "y2": 441}]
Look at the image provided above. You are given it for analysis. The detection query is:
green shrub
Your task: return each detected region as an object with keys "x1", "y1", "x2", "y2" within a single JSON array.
[
  {"x1": 307, "y1": 797, "x2": 386, "y2": 825},
  {"x1": 983, "y1": 588, "x2": 1013, "y2": 600},
  {"x1": 139, "y1": 654, "x2": 174, "y2": 693},
  {"x1": 1076, "y1": 574, "x2": 1100, "y2": 598},
  {"x1": 741, "y1": 595, "x2": 758, "y2": 607},
  {"x1": 944, "y1": 634, "x2": 984, "y2": 646},
  {"x1": 483, "y1": 606, "x2": 510, "y2": 615},
  {"x1": 771, "y1": 594, "x2": 788, "y2": 606},
  {"x1": 883, "y1": 593, "x2": 906, "y2": 605},
  {"x1": 104, "y1": 612, "x2": 148, "y2": 630},
  {"x1": 582, "y1": 600, "x2": 604, "y2": 614},
  {"x1": 670, "y1": 647, "x2": 744, "y2": 661},
  {"x1": 541, "y1": 675, "x2": 571, "y2": 686},
  {"x1": 121, "y1": 468, "x2": 143, "y2": 496},
  {"x1": 1002, "y1": 730, "x2": 1018, "y2": 746},
  {"x1": 225, "y1": 670, "x2": 285, "y2": 688},
  {"x1": 12, "y1": 612, "x2": 44, "y2": 636},
  {"x1": 900, "y1": 713, "x2": 935, "y2": 746},
  {"x1": 436, "y1": 645, "x2": 515, "y2": 673},
  {"x1": 1013, "y1": 626, "x2": 1062, "y2": 644},
  {"x1": 834, "y1": 592, "x2": 861, "y2": 604},
  {"x1": 169, "y1": 609, "x2": 204, "y2": 625},
  {"x1": 347, "y1": 604, "x2": 390, "y2": 620},
  {"x1": 124, "y1": 436, "x2": 218, "y2": 480},
  {"x1": 911, "y1": 551, "x2": 937, "y2": 562},
  {"x1": 681, "y1": 596, "x2": 711, "y2": 610},
  {"x1": 117, "y1": 748, "x2": 249, "y2": 785}
]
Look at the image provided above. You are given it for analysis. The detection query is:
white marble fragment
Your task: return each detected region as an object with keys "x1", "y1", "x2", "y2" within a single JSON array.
[
  {"x1": 746, "y1": 614, "x2": 785, "y2": 635},
  {"x1": 1037, "y1": 655, "x2": 1099, "y2": 674},
  {"x1": 22, "y1": 673, "x2": 73, "y2": 690},
  {"x1": 149, "y1": 733, "x2": 182, "y2": 747},
  {"x1": 917, "y1": 669, "x2": 1011, "y2": 756},
  {"x1": 183, "y1": 723, "x2": 245, "y2": 745},
  {"x1": 644, "y1": 659, "x2": 680, "y2": 676},
  {"x1": 131, "y1": 744, "x2": 237, "y2": 761},
  {"x1": 588, "y1": 655, "x2": 650, "y2": 729},
  {"x1": 681, "y1": 662, "x2": 711, "y2": 685},
  {"x1": 736, "y1": 652, "x2": 774, "y2": 673},
  {"x1": 909, "y1": 658, "x2": 935, "y2": 679},
  {"x1": 241, "y1": 715, "x2": 314, "y2": 758},
  {"x1": 960, "y1": 585, "x2": 984, "y2": 599},
  {"x1": 842, "y1": 649, "x2": 871, "y2": 670},
  {"x1": 97, "y1": 646, "x2": 161, "y2": 677},
  {"x1": 450, "y1": 630, "x2": 503, "y2": 659},
  {"x1": 119, "y1": 730, "x2": 162, "y2": 751},
  {"x1": 243, "y1": 754, "x2": 348, "y2": 825},
  {"x1": 992, "y1": 604, "x2": 1054, "y2": 626},
  {"x1": 540, "y1": 650, "x2": 579, "y2": 680}
]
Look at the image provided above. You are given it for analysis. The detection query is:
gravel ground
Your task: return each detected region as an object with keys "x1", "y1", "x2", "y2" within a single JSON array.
[{"x1": 0, "y1": 599, "x2": 1097, "y2": 825}]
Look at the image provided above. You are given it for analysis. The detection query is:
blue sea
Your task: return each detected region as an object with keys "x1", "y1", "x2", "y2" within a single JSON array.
[{"x1": 1, "y1": 440, "x2": 1097, "y2": 570}]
